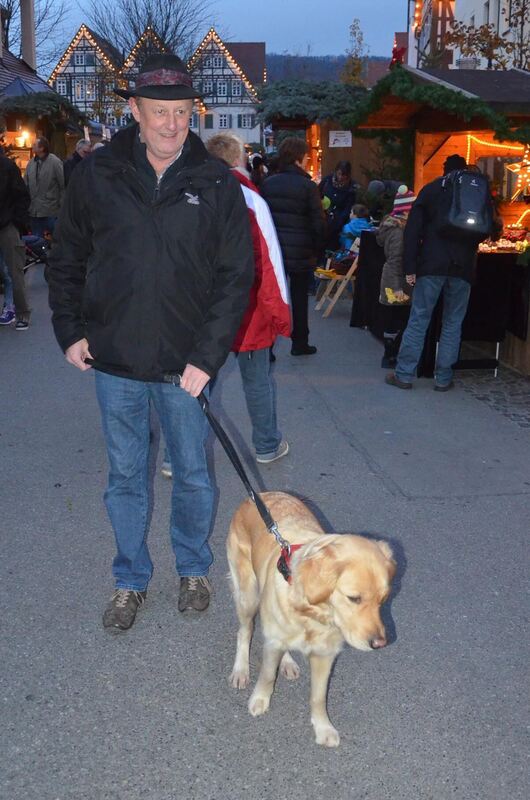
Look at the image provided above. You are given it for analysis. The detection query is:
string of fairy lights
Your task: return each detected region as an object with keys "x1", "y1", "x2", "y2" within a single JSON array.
[
  {"x1": 466, "y1": 134, "x2": 530, "y2": 205},
  {"x1": 48, "y1": 24, "x2": 259, "y2": 118},
  {"x1": 187, "y1": 28, "x2": 260, "y2": 102}
]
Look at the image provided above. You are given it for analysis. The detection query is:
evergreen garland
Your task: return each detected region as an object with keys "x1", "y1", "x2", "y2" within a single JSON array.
[
  {"x1": 257, "y1": 80, "x2": 367, "y2": 124},
  {"x1": 0, "y1": 92, "x2": 86, "y2": 130},
  {"x1": 340, "y1": 66, "x2": 530, "y2": 144}
]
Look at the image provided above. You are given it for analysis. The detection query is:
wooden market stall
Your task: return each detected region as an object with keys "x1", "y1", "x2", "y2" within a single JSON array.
[{"x1": 349, "y1": 65, "x2": 530, "y2": 376}]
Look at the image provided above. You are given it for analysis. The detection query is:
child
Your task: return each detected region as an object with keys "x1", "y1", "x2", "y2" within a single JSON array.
[
  {"x1": 376, "y1": 186, "x2": 416, "y2": 368},
  {"x1": 339, "y1": 204, "x2": 373, "y2": 250}
]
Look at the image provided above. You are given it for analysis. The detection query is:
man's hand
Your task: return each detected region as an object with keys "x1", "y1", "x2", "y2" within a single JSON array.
[
  {"x1": 393, "y1": 289, "x2": 407, "y2": 302},
  {"x1": 405, "y1": 274, "x2": 416, "y2": 286},
  {"x1": 180, "y1": 364, "x2": 210, "y2": 397},
  {"x1": 65, "y1": 338, "x2": 93, "y2": 371}
]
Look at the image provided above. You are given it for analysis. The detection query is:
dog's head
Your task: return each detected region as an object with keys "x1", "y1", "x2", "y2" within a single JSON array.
[{"x1": 292, "y1": 535, "x2": 396, "y2": 652}]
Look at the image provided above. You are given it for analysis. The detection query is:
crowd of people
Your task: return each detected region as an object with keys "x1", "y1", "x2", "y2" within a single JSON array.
[
  {"x1": 2, "y1": 52, "x2": 499, "y2": 631},
  {"x1": 0, "y1": 134, "x2": 97, "y2": 330}
]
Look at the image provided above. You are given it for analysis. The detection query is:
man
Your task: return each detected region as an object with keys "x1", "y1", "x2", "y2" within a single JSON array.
[
  {"x1": 25, "y1": 137, "x2": 64, "y2": 238},
  {"x1": 63, "y1": 138, "x2": 92, "y2": 186},
  {"x1": 206, "y1": 133, "x2": 291, "y2": 464},
  {"x1": 385, "y1": 155, "x2": 492, "y2": 392},
  {"x1": 47, "y1": 54, "x2": 254, "y2": 632},
  {"x1": 0, "y1": 151, "x2": 31, "y2": 329}
]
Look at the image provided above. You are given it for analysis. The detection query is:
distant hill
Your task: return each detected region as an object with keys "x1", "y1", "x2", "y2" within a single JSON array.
[{"x1": 266, "y1": 54, "x2": 389, "y2": 87}]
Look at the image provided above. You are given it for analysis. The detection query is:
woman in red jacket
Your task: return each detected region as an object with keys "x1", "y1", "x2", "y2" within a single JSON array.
[{"x1": 206, "y1": 133, "x2": 292, "y2": 463}]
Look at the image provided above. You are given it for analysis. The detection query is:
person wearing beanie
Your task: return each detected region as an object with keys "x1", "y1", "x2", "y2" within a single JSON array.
[
  {"x1": 385, "y1": 154, "x2": 497, "y2": 391},
  {"x1": 376, "y1": 186, "x2": 416, "y2": 368}
]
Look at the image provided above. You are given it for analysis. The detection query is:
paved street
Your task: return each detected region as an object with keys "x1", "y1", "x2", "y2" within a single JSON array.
[{"x1": 1, "y1": 266, "x2": 529, "y2": 800}]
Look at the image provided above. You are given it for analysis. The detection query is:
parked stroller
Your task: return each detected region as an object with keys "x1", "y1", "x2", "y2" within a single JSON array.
[{"x1": 23, "y1": 234, "x2": 49, "y2": 271}]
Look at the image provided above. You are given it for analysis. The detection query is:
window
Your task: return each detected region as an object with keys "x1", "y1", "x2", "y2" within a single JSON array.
[
  {"x1": 217, "y1": 80, "x2": 227, "y2": 96},
  {"x1": 85, "y1": 80, "x2": 95, "y2": 100},
  {"x1": 74, "y1": 52, "x2": 85, "y2": 66},
  {"x1": 203, "y1": 79, "x2": 213, "y2": 95},
  {"x1": 213, "y1": 56, "x2": 224, "y2": 68},
  {"x1": 238, "y1": 114, "x2": 256, "y2": 129},
  {"x1": 85, "y1": 53, "x2": 95, "y2": 67},
  {"x1": 190, "y1": 113, "x2": 198, "y2": 128},
  {"x1": 483, "y1": 1, "x2": 489, "y2": 24},
  {"x1": 56, "y1": 78, "x2": 67, "y2": 95},
  {"x1": 218, "y1": 114, "x2": 231, "y2": 129},
  {"x1": 204, "y1": 114, "x2": 213, "y2": 129},
  {"x1": 231, "y1": 80, "x2": 241, "y2": 96},
  {"x1": 204, "y1": 56, "x2": 212, "y2": 67},
  {"x1": 74, "y1": 79, "x2": 85, "y2": 100}
]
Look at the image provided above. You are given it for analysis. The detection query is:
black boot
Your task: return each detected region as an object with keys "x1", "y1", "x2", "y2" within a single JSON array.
[{"x1": 381, "y1": 335, "x2": 398, "y2": 368}]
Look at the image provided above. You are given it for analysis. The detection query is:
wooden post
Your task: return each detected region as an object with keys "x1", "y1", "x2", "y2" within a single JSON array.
[{"x1": 414, "y1": 131, "x2": 424, "y2": 193}]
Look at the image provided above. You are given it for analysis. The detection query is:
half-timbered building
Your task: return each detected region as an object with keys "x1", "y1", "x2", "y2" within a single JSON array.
[{"x1": 187, "y1": 28, "x2": 265, "y2": 144}]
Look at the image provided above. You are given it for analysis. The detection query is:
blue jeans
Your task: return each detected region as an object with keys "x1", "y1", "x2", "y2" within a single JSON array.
[
  {"x1": 237, "y1": 348, "x2": 281, "y2": 456},
  {"x1": 0, "y1": 252, "x2": 14, "y2": 307},
  {"x1": 395, "y1": 275, "x2": 471, "y2": 386},
  {"x1": 95, "y1": 371, "x2": 214, "y2": 590}
]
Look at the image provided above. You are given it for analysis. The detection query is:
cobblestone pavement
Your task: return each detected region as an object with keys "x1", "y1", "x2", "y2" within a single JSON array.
[{"x1": 456, "y1": 367, "x2": 530, "y2": 429}]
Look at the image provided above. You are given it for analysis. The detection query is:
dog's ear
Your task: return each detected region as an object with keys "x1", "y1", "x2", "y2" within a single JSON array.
[
  {"x1": 377, "y1": 539, "x2": 397, "y2": 578},
  {"x1": 296, "y1": 542, "x2": 340, "y2": 606}
]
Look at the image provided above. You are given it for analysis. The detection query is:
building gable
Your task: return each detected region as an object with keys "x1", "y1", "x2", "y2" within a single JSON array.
[
  {"x1": 121, "y1": 26, "x2": 168, "y2": 77},
  {"x1": 187, "y1": 28, "x2": 260, "y2": 106}
]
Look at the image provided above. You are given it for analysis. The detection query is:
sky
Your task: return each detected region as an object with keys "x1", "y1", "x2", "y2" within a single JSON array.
[{"x1": 69, "y1": 0, "x2": 407, "y2": 58}]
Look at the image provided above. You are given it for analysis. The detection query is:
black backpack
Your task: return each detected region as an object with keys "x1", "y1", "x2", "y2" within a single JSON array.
[{"x1": 439, "y1": 170, "x2": 493, "y2": 241}]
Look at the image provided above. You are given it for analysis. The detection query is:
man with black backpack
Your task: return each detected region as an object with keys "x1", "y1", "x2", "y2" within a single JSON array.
[{"x1": 385, "y1": 154, "x2": 498, "y2": 392}]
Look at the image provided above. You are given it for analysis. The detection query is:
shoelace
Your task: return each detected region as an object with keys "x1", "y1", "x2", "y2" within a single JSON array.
[
  {"x1": 186, "y1": 576, "x2": 211, "y2": 592},
  {"x1": 112, "y1": 589, "x2": 142, "y2": 608}
]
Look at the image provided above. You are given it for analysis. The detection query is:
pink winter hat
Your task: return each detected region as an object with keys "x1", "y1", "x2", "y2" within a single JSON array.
[{"x1": 391, "y1": 185, "x2": 416, "y2": 215}]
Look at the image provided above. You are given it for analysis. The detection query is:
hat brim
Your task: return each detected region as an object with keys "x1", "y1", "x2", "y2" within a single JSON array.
[{"x1": 114, "y1": 85, "x2": 203, "y2": 101}]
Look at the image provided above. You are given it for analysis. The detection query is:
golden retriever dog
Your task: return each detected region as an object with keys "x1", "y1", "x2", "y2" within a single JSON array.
[{"x1": 227, "y1": 492, "x2": 396, "y2": 747}]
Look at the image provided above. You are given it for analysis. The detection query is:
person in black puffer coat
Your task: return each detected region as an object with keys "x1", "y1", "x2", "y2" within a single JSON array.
[{"x1": 261, "y1": 137, "x2": 326, "y2": 355}]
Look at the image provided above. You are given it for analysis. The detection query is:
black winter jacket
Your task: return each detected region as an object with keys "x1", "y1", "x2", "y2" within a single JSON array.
[
  {"x1": 403, "y1": 175, "x2": 486, "y2": 284},
  {"x1": 63, "y1": 151, "x2": 83, "y2": 187},
  {"x1": 0, "y1": 154, "x2": 30, "y2": 232},
  {"x1": 261, "y1": 165, "x2": 326, "y2": 274},
  {"x1": 47, "y1": 126, "x2": 254, "y2": 381}
]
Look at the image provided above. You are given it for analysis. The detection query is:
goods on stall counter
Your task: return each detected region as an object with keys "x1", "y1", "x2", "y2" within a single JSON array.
[{"x1": 479, "y1": 237, "x2": 529, "y2": 253}]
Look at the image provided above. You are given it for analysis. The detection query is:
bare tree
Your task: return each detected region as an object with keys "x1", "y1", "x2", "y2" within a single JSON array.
[
  {"x1": 341, "y1": 19, "x2": 369, "y2": 86},
  {"x1": 87, "y1": 0, "x2": 217, "y2": 61},
  {"x1": 2, "y1": 0, "x2": 69, "y2": 73}
]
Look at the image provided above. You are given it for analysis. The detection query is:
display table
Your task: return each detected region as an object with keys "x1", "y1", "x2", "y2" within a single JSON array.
[{"x1": 350, "y1": 231, "x2": 529, "y2": 377}]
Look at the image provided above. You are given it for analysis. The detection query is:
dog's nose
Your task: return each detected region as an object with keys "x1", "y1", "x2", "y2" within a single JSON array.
[{"x1": 369, "y1": 636, "x2": 387, "y2": 649}]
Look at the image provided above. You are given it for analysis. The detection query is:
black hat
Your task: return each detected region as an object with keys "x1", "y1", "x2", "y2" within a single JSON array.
[{"x1": 115, "y1": 54, "x2": 201, "y2": 100}]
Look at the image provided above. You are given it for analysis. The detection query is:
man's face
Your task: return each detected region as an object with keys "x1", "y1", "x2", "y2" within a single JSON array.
[
  {"x1": 33, "y1": 141, "x2": 46, "y2": 158},
  {"x1": 129, "y1": 97, "x2": 193, "y2": 165},
  {"x1": 78, "y1": 144, "x2": 91, "y2": 159}
]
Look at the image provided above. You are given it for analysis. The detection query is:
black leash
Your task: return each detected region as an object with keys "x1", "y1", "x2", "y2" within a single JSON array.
[
  {"x1": 196, "y1": 389, "x2": 299, "y2": 581},
  {"x1": 196, "y1": 390, "x2": 291, "y2": 552}
]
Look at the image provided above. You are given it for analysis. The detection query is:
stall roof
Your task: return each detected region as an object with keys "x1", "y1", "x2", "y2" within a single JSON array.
[
  {"x1": 421, "y1": 68, "x2": 530, "y2": 114},
  {"x1": 347, "y1": 66, "x2": 530, "y2": 141}
]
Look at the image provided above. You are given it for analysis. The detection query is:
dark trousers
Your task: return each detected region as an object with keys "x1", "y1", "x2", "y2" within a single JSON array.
[
  {"x1": 289, "y1": 271, "x2": 311, "y2": 347},
  {"x1": 0, "y1": 223, "x2": 29, "y2": 316}
]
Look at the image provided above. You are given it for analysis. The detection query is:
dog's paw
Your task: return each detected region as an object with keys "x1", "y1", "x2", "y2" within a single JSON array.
[
  {"x1": 280, "y1": 652, "x2": 300, "y2": 681},
  {"x1": 248, "y1": 693, "x2": 271, "y2": 717},
  {"x1": 314, "y1": 724, "x2": 340, "y2": 748},
  {"x1": 229, "y1": 668, "x2": 250, "y2": 690}
]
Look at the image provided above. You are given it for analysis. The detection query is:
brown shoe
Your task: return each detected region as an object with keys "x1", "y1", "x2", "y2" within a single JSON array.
[
  {"x1": 178, "y1": 576, "x2": 212, "y2": 612},
  {"x1": 385, "y1": 372, "x2": 412, "y2": 390},
  {"x1": 102, "y1": 588, "x2": 147, "y2": 632}
]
